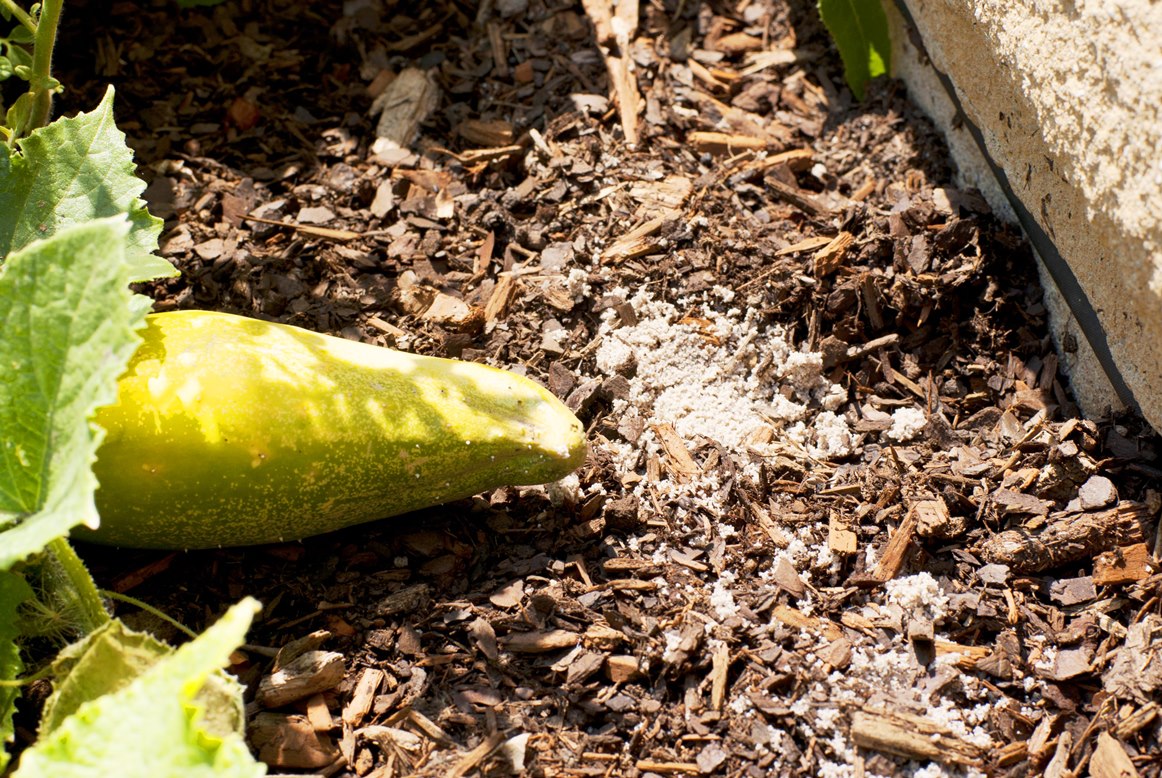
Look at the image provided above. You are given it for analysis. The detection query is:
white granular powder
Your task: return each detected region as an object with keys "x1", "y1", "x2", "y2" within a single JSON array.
[
  {"x1": 710, "y1": 578, "x2": 740, "y2": 620},
  {"x1": 595, "y1": 290, "x2": 854, "y2": 453},
  {"x1": 884, "y1": 572, "x2": 951, "y2": 623},
  {"x1": 886, "y1": 406, "x2": 928, "y2": 442}
]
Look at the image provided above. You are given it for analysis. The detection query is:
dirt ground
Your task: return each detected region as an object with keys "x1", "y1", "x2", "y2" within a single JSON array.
[{"x1": 45, "y1": 0, "x2": 1162, "y2": 775}]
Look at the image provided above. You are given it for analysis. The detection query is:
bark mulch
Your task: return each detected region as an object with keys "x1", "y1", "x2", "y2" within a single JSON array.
[{"x1": 42, "y1": 0, "x2": 1162, "y2": 776}]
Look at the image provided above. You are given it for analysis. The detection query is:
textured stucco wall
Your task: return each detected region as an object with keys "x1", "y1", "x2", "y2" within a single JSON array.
[{"x1": 883, "y1": 0, "x2": 1162, "y2": 427}]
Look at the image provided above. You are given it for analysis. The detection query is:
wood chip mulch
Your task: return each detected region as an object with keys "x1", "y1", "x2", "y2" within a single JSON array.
[{"x1": 41, "y1": 0, "x2": 1162, "y2": 776}]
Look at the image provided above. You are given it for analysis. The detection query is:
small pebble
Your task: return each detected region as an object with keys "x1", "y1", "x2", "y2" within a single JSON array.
[{"x1": 1078, "y1": 475, "x2": 1117, "y2": 510}]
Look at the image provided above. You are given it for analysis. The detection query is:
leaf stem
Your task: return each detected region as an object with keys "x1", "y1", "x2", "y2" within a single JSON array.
[
  {"x1": 0, "y1": 664, "x2": 53, "y2": 687},
  {"x1": 45, "y1": 537, "x2": 109, "y2": 634},
  {"x1": 27, "y1": 0, "x2": 63, "y2": 132},
  {"x1": 100, "y1": 589, "x2": 197, "y2": 639},
  {"x1": 0, "y1": 0, "x2": 36, "y2": 34}
]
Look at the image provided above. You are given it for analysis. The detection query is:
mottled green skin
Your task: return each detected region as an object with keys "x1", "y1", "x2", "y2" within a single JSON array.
[{"x1": 81, "y1": 311, "x2": 586, "y2": 549}]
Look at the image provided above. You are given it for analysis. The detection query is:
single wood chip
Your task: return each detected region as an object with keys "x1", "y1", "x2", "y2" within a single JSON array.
[
  {"x1": 450, "y1": 144, "x2": 524, "y2": 164},
  {"x1": 371, "y1": 67, "x2": 440, "y2": 156},
  {"x1": 251, "y1": 712, "x2": 339, "y2": 769},
  {"x1": 109, "y1": 551, "x2": 178, "y2": 593},
  {"x1": 933, "y1": 639, "x2": 992, "y2": 669},
  {"x1": 305, "y1": 692, "x2": 333, "y2": 732},
  {"x1": 457, "y1": 118, "x2": 514, "y2": 147},
  {"x1": 1115, "y1": 701, "x2": 1159, "y2": 739},
  {"x1": 606, "y1": 654, "x2": 644, "y2": 683},
  {"x1": 771, "y1": 555, "x2": 807, "y2": 598},
  {"x1": 342, "y1": 667, "x2": 384, "y2": 727},
  {"x1": 752, "y1": 147, "x2": 815, "y2": 171},
  {"x1": 243, "y1": 214, "x2": 360, "y2": 242},
  {"x1": 688, "y1": 130, "x2": 773, "y2": 154},
  {"x1": 710, "y1": 642, "x2": 730, "y2": 712},
  {"x1": 367, "y1": 315, "x2": 409, "y2": 341},
  {"x1": 765, "y1": 175, "x2": 832, "y2": 217},
  {"x1": 602, "y1": 557, "x2": 662, "y2": 577},
  {"x1": 602, "y1": 215, "x2": 668, "y2": 261},
  {"x1": 422, "y1": 292, "x2": 484, "y2": 332},
  {"x1": 484, "y1": 273, "x2": 519, "y2": 323},
  {"x1": 1093, "y1": 542, "x2": 1152, "y2": 585},
  {"x1": 687, "y1": 57, "x2": 731, "y2": 92},
  {"x1": 407, "y1": 708, "x2": 455, "y2": 746},
  {"x1": 603, "y1": 578, "x2": 659, "y2": 592},
  {"x1": 580, "y1": 0, "x2": 641, "y2": 145},
  {"x1": 851, "y1": 707, "x2": 986, "y2": 766},
  {"x1": 651, "y1": 422, "x2": 701, "y2": 481},
  {"x1": 273, "y1": 630, "x2": 332, "y2": 670},
  {"x1": 776, "y1": 234, "x2": 833, "y2": 256},
  {"x1": 257, "y1": 650, "x2": 346, "y2": 708},
  {"x1": 486, "y1": 20, "x2": 507, "y2": 78},
  {"x1": 628, "y1": 174, "x2": 693, "y2": 213},
  {"x1": 828, "y1": 511, "x2": 859, "y2": 554},
  {"x1": 858, "y1": 505, "x2": 918, "y2": 585},
  {"x1": 771, "y1": 604, "x2": 844, "y2": 641},
  {"x1": 1091, "y1": 731, "x2": 1141, "y2": 778},
  {"x1": 501, "y1": 629, "x2": 579, "y2": 653},
  {"x1": 813, "y1": 231, "x2": 855, "y2": 276},
  {"x1": 583, "y1": 623, "x2": 625, "y2": 649},
  {"x1": 994, "y1": 741, "x2": 1029, "y2": 768}
]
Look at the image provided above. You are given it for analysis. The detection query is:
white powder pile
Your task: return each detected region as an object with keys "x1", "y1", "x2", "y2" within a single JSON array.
[
  {"x1": 887, "y1": 406, "x2": 928, "y2": 442},
  {"x1": 884, "y1": 572, "x2": 951, "y2": 623},
  {"x1": 595, "y1": 289, "x2": 854, "y2": 463}
]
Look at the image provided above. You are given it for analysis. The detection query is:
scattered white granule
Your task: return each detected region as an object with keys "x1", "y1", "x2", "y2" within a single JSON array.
[
  {"x1": 545, "y1": 473, "x2": 581, "y2": 505},
  {"x1": 662, "y1": 630, "x2": 684, "y2": 663},
  {"x1": 713, "y1": 285, "x2": 736, "y2": 303},
  {"x1": 566, "y1": 268, "x2": 592, "y2": 299},
  {"x1": 885, "y1": 572, "x2": 950, "y2": 622},
  {"x1": 887, "y1": 406, "x2": 928, "y2": 442},
  {"x1": 710, "y1": 577, "x2": 740, "y2": 620},
  {"x1": 812, "y1": 411, "x2": 857, "y2": 457},
  {"x1": 729, "y1": 693, "x2": 753, "y2": 715}
]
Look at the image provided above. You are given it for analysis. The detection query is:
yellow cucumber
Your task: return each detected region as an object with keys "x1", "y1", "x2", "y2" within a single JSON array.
[{"x1": 82, "y1": 310, "x2": 586, "y2": 549}]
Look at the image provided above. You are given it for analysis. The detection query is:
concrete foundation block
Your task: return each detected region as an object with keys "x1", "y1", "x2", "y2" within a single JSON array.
[{"x1": 883, "y1": 0, "x2": 1162, "y2": 428}]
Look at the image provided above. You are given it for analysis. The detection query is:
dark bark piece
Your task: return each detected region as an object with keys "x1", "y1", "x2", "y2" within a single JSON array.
[{"x1": 978, "y1": 502, "x2": 1152, "y2": 574}]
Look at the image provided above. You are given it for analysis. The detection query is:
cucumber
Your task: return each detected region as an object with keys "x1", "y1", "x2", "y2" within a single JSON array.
[{"x1": 81, "y1": 310, "x2": 586, "y2": 549}]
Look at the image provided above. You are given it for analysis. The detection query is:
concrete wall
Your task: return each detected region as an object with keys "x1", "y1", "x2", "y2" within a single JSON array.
[{"x1": 883, "y1": 0, "x2": 1162, "y2": 428}]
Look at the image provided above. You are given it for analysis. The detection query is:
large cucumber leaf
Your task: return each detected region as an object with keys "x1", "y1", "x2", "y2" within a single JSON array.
[
  {"x1": 38, "y1": 619, "x2": 245, "y2": 742},
  {"x1": 13, "y1": 599, "x2": 264, "y2": 778},
  {"x1": 0, "y1": 570, "x2": 33, "y2": 772},
  {"x1": 0, "y1": 86, "x2": 175, "y2": 282},
  {"x1": 817, "y1": 0, "x2": 891, "y2": 100},
  {"x1": 0, "y1": 218, "x2": 144, "y2": 571}
]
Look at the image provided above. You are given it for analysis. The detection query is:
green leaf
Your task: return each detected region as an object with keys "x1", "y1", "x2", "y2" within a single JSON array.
[
  {"x1": 14, "y1": 599, "x2": 265, "y2": 778},
  {"x1": 817, "y1": 0, "x2": 891, "y2": 100},
  {"x1": 39, "y1": 620, "x2": 173, "y2": 736},
  {"x1": 0, "y1": 218, "x2": 144, "y2": 571},
  {"x1": 4, "y1": 92, "x2": 32, "y2": 137},
  {"x1": 0, "y1": 86, "x2": 175, "y2": 282},
  {"x1": 7, "y1": 27, "x2": 34, "y2": 45},
  {"x1": 3, "y1": 41, "x2": 32, "y2": 69},
  {"x1": 0, "y1": 570, "x2": 33, "y2": 772},
  {"x1": 40, "y1": 620, "x2": 245, "y2": 741},
  {"x1": 0, "y1": 56, "x2": 12, "y2": 80}
]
